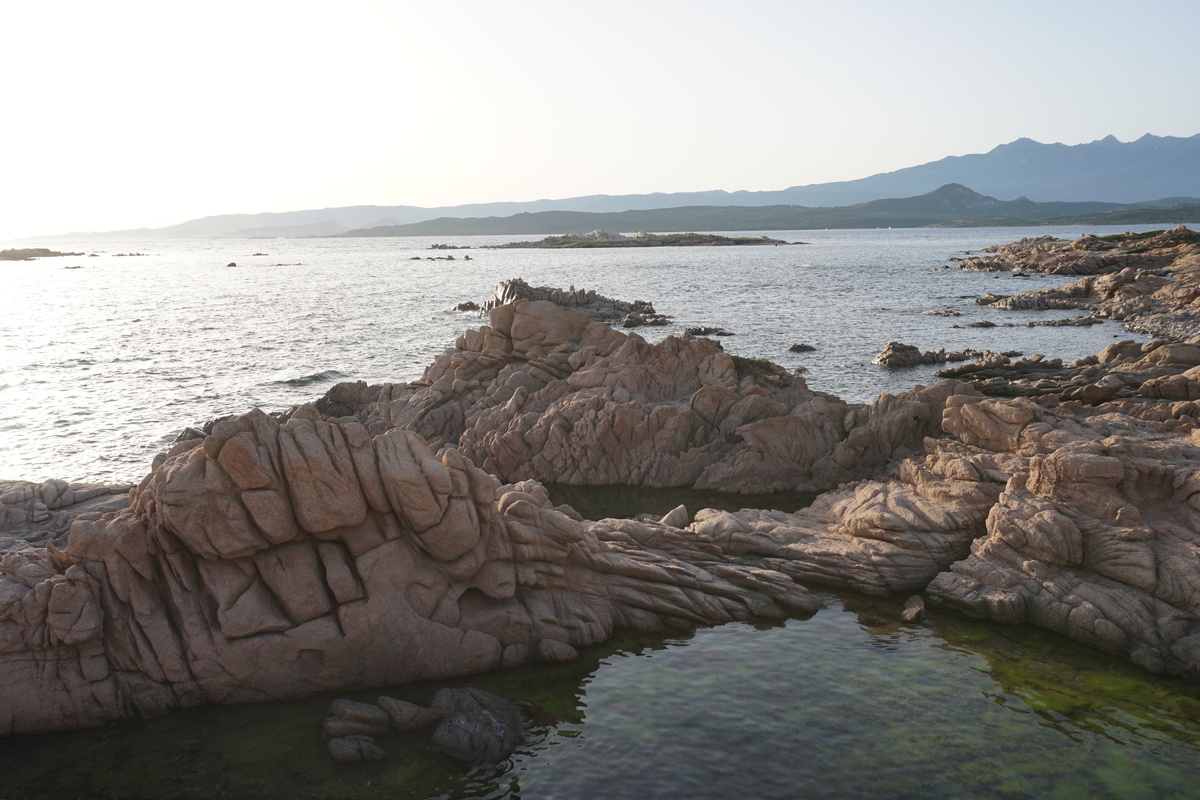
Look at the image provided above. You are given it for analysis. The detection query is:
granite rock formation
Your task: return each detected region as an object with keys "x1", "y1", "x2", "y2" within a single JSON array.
[
  {"x1": 479, "y1": 278, "x2": 665, "y2": 325},
  {"x1": 956, "y1": 227, "x2": 1200, "y2": 276},
  {"x1": 9, "y1": 235, "x2": 1200, "y2": 739},
  {"x1": 0, "y1": 480, "x2": 130, "y2": 545},
  {"x1": 316, "y1": 301, "x2": 963, "y2": 494},
  {"x1": 966, "y1": 227, "x2": 1200, "y2": 342},
  {"x1": 927, "y1": 397, "x2": 1200, "y2": 679},
  {"x1": 0, "y1": 405, "x2": 819, "y2": 736}
]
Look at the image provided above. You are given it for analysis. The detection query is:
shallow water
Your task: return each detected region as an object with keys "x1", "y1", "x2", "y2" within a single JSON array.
[
  {"x1": 1, "y1": 594, "x2": 1196, "y2": 800},
  {"x1": 0, "y1": 225, "x2": 1161, "y2": 484}
]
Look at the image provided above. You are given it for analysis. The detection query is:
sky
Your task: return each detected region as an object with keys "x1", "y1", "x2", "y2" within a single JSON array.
[{"x1": 3, "y1": 0, "x2": 1198, "y2": 242}]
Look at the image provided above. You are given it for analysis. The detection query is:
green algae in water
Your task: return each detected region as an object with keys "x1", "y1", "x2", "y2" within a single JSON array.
[{"x1": 2, "y1": 597, "x2": 1199, "y2": 800}]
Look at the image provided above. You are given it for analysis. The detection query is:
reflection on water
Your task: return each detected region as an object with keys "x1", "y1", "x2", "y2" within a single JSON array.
[{"x1": 2, "y1": 594, "x2": 1198, "y2": 800}]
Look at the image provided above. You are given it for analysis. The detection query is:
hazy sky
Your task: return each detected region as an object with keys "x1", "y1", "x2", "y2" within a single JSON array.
[{"x1": 3, "y1": 0, "x2": 1198, "y2": 241}]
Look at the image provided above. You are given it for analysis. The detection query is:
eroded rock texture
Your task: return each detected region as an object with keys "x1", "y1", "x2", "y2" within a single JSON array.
[
  {"x1": 966, "y1": 227, "x2": 1200, "y2": 341},
  {"x1": 316, "y1": 301, "x2": 965, "y2": 493},
  {"x1": 926, "y1": 397, "x2": 1200, "y2": 678},
  {"x1": 957, "y1": 227, "x2": 1200, "y2": 276},
  {"x1": 0, "y1": 406, "x2": 818, "y2": 736}
]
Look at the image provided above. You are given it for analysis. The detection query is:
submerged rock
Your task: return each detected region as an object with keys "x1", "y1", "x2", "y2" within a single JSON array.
[
  {"x1": 378, "y1": 695, "x2": 444, "y2": 731},
  {"x1": 327, "y1": 735, "x2": 385, "y2": 762},
  {"x1": 429, "y1": 687, "x2": 525, "y2": 764}
]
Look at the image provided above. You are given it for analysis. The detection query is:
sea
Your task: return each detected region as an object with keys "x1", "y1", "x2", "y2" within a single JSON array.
[{"x1": 2, "y1": 225, "x2": 1198, "y2": 799}]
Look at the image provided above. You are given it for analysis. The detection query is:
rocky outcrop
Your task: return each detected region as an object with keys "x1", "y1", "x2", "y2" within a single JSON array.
[
  {"x1": 956, "y1": 227, "x2": 1200, "y2": 275},
  {"x1": 428, "y1": 687, "x2": 526, "y2": 763},
  {"x1": 11, "y1": 233, "x2": 1200, "y2": 740},
  {"x1": 967, "y1": 227, "x2": 1200, "y2": 342},
  {"x1": 690, "y1": 434, "x2": 1018, "y2": 595},
  {"x1": 0, "y1": 480, "x2": 130, "y2": 547},
  {"x1": 872, "y1": 341, "x2": 979, "y2": 367},
  {"x1": 0, "y1": 405, "x2": 820, "y2": 736},
  {"x1": 323, "y1": 688, "x2": 525, "y2": 764},
  {"x1": 683, "y1": 387, "x2": 1200, "y2": 679},
  {"x1": 927, "y1": 397, "x2": 1200, "y2": 679},
  {"x1": 938, "y1": 337, "x2": 1200, "y2": 404},
  {"x1": 314, "y1": 301, "x2": 961, "y2": 494},
  {"x1": 479, "y1": 278, "x2": 664, "y2": 324}
]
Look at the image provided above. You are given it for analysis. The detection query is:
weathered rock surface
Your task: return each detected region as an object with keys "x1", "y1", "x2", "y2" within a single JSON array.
[
  {"x1": 0, "y1": 480, "x2": 131, "y2": 545},
  {"x1": 0, "y1": 405, "x2": 821, "y2": 736},
  {"x1": 690, "y1": 400, "x2": 1022, "y2": 595},
  {"x1": 11, "y1": 234, "x2": 1200, "y2": 740},
  {"x1": 694, "y1": 387, "x2": 1200, "y2": 679},
  {"x1": 479, "y1": 278, "x2": 666, "y2": 325},
  {"x1": 938, "y1": 336, "x2": 1200, "y2": 404},
  {"x1": 429, "y1": 687, "x2": 525, "y2": 763},
  {"x1": 968, "y1": 227, "x2": 1200, "y2": 342},
  {"x1": 316, "y1": 301, "x2": 963, "y2": 494},
  {"x1": 872, "y1": 341, "x2": 978, "y2": 367},
  {"x1": 956, "y1": 227, "x2": 1200, "y2": 276},
  {"x1": 378, "y1": 695, "x2": 444, "y2": 731},
  {"x1": 926, "y1": 397, "x2": 1200, "y2": 679}
]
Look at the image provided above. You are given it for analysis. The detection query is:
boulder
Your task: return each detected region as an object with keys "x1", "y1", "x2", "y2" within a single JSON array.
[
  {"x1": 378, "y1": 695, "x2": 444, "y2": 731},
  {"x1": 0, "y1": 405, "x2": 821, "y2": 736},
  {"x1": 429, "y1": 687, "x2": 525, "y2": 764}
]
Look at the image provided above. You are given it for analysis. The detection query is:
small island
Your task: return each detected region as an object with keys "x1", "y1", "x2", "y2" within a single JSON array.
[
  {"x1": 0, "y1": 248, "x2": 84, "y2": 261},
  {"x1": 494, "y1": 229, "x2": 796, "y2": 248}
]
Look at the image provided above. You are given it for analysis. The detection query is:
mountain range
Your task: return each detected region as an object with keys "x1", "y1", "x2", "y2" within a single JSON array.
[
  {"x1": 22, "y1": 133, "x2": 1200, "y2": 241},
  {"x1": 333, "y1": 184, "x2": 1200, "y2": 237}
]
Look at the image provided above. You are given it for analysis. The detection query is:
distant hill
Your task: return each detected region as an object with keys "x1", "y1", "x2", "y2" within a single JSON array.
[
  {"x1": 763, "y1": 133, "x2": 1200, "y2": 207},
  {"x1": 15, "y1": 134, "x2": 1198, "y2": 242},
  {"x1": 334, "y1": 184, "x2": 1200, "y2": 237}
]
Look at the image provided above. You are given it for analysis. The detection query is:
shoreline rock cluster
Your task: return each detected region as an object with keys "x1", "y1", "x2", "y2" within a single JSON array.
[{"x1": 6, "y1": 230, "x2": 1200, "y2": 739}]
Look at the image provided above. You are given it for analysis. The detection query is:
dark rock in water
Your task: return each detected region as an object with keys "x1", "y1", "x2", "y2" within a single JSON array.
[
  {"x1": 322, "y1": 698, "x2": 390, "y2": 740},
  {"x1": 872, "y1": 341, "x2": 947, "y2": 367},
  {"x1": 902, "y1": 596, "x2": 926, "y2": 623},
  {"x1": 455, "y1": 301, "x2": 481, "y2": 312},
  {"x1": 789, "y1": 343, "x2": 816, "y2": 353},
  {"x1": 1027, "y1": 315, "x2": 1104, "y2": 327},
  {"x1": 430, "y1": 688, "x2": 525, "y2": 764},
  {"x1": 327, "y1": 735, "x2": 385, "y2": 762},
  {"x1": 967, "y1": 320, "x2": 997, "y2": 328},
  {"x1": 322, "y1": 715, "x2": 388, "y2": 740},
  {"x1": 378, "y1": 695, "x2": 444, "y2": 732},
  {"x1": 330, "y1": 698, "x2": 389, "y2": 726},
  {"x1": 923, "y1": 309, "x2": 962, "y2": 317},
  {"x1": 684, "y1": 326, "x2": 734, "y2": 337}
]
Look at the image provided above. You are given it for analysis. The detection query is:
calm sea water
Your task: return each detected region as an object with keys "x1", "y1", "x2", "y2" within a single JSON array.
[
  {"x1": 0, "y1": 226, "x2": 1161, "y2": 484},
  {"x1": 1, "y1": 593, "x2": 1197, "y2": 800},
  {"x1": 3, "y1": 226, "x2": 1193, "y2": 799}
]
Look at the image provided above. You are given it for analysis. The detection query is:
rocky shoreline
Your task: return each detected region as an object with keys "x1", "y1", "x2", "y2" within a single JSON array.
[{"x1": 5, "y1": 228, "x2": 1200, "y2": 738}]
